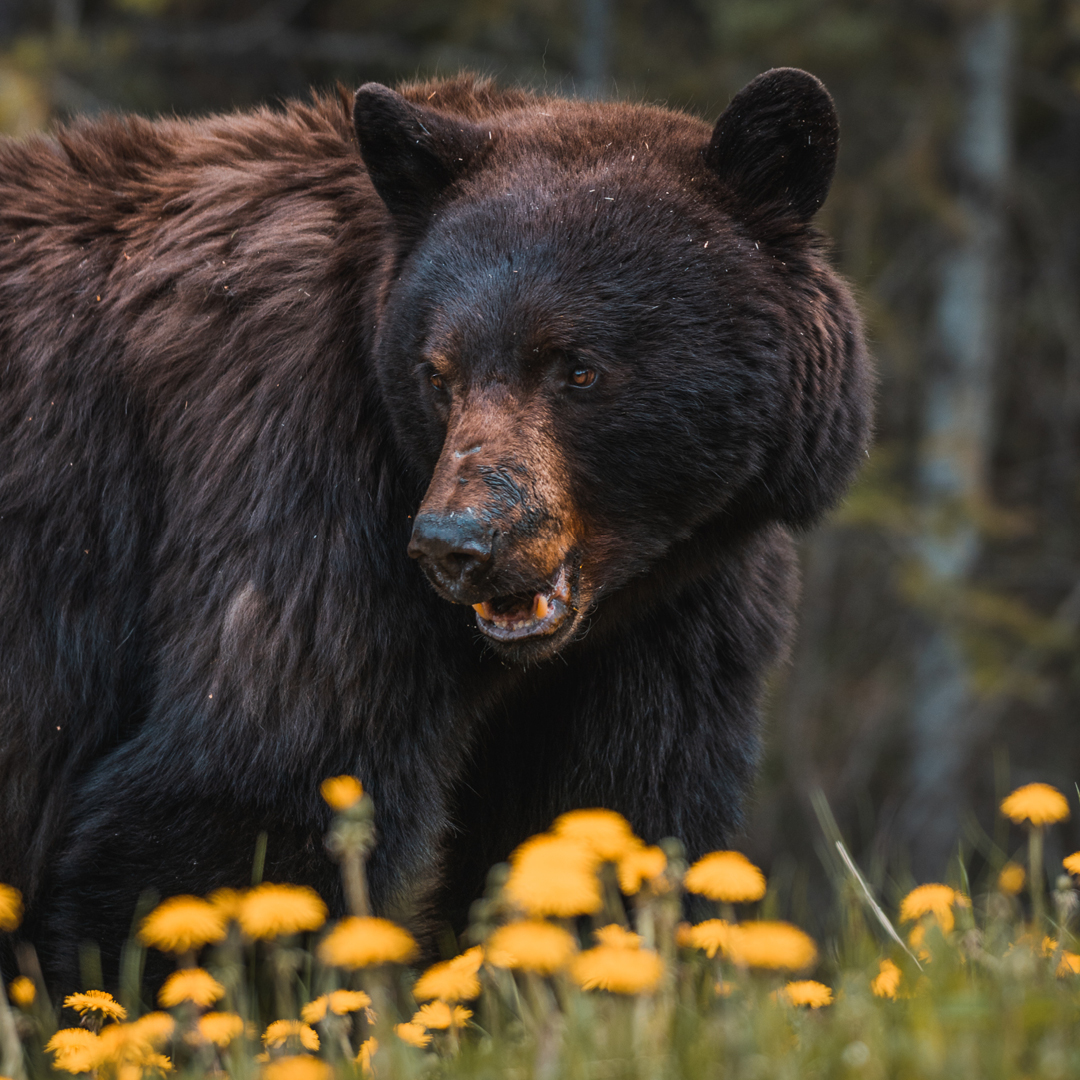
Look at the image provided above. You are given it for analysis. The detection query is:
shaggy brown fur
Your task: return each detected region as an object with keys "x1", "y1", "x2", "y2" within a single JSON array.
[{"x1": 0, "y1": 71, "x2": 870, "y2": 986}]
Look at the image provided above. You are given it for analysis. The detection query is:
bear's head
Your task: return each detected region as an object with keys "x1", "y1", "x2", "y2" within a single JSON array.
[{"x1": 356, "y1": 70, "x2": 871, "y2": 663}]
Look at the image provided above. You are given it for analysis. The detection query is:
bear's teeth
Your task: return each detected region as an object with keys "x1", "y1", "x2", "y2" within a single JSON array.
[{"x1": 473, "y1": 572, "x2": 570, "y2": 630}]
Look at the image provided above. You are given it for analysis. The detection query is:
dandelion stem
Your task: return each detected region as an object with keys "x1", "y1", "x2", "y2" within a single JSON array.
[
  {"x1": 1029, "y1": 825, "x2": 1046, "y2": 928},
  {"x1": 252, "y1": 831, "x2": 268, "y2": 887},
  {"x1": 599, "y1": 863, "x2": 628, "y2": 928},
  {"x1": 342, "y1": 849, "x2": 371, "y2": 918},
  {"x1": 269, "y1": 941, "x2": 297, "y2": 1022},
  {"x1": 337, "y1": 1031, "x2": 354, "y2": 1063},
  {"x1": 15, "y1": 944, "x2": 56, "y2": 1035},
  {"x1": 0, "y1": 980, "x2": 27, "y2": 1080},
  {"x1": 325, "y1": 792, "x2": 376, "y2": 917}
]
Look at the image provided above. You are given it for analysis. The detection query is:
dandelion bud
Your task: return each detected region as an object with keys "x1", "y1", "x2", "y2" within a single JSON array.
[
  {"x1": 8, "y1": 976, "x2": 35, "y2": 1008},
  {"x1": 0, "y1": 884, "x2": 23, "y2": 932},
  {"x1": 321, "y1": 775, "x2": 364, "y2": 812}
]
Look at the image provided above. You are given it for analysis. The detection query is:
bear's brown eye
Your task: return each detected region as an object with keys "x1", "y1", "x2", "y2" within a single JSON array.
[
  {"x1": 429, "y1": 372, "x2": 445, "y2": 391},
  {"x1": 569, "y1": 366, "x2": 597, "y2": 388}
]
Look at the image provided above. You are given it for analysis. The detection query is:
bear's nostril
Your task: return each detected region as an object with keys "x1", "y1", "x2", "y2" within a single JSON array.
[
  {"x1": 408, "y1": 510, "x2": 493, "y2": 584},
  {"x1": 437, "y1": 549, "x2": 488, "y2": 584},
  {"x1": 444, "y1": 551, "x2": 480, "y2": 572}
]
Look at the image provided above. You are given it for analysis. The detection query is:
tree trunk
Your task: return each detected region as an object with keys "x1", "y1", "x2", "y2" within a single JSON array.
[
  {"x1": 577, "y1": 0, "x2": 611, "y2": 100},
  {"x1": 901, "y1": 6, "x2": 1014, "y2": 877}
]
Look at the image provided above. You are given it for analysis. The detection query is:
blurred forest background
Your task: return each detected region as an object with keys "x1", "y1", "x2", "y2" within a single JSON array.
[{"x1": 0, "y1": 0, "x2": 1078, "y2": 923}]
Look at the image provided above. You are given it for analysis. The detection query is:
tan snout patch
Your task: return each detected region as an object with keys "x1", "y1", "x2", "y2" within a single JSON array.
[{"x1": 419, "y1": 392, "x2": 581, "y2": 583}]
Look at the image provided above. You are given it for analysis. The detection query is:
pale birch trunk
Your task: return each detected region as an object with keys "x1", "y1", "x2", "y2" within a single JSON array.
[
  {"x1": 578, "y1": 0, "x2": 611, "y2": 99},
  {"x1": 901, "y1": 6, "x2": 1014, "y2": 876}
]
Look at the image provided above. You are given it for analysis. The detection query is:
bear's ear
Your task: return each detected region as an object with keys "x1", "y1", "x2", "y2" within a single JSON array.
[
  {"x1": 704, "y1": 68, "x2": 838, "y2": 227},
  {"x1": 353, "y1": 83, "x2": 487, "y2": 234}
]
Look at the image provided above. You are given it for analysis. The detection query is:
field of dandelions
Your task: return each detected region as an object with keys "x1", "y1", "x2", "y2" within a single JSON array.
[{"x1": 4, "y1": 777, "x2": 1080, "y2": 1079}]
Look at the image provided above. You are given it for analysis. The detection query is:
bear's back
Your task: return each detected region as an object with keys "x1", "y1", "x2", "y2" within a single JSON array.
[{"x1": 0, "y1": 90, "x2": 383, "y2": 899}]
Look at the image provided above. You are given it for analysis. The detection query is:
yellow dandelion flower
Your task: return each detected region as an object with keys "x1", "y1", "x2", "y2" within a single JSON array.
[
  {"x1": 130, "y1": 1012, "x2": 177, "y2": 1047},
  {"x1": 674, "y1": 922, "x2": 695, "y2": 948},
  {"x1": 132, "y1": 1010, "x2": 179, "y2": 1045},
  {"x1": 997, "y1": 862, "x2": 1025, "y2": 896},
  {"x1": 684, "y1": 851, "x2": 766, "y2": 903},
  {"x1": 1000, "y1": 783, "x2": 1070, "y2": 826},
  {"x1": 618, "y1": 844, "x2": 667, "y2": 895},
  {"x1": 8, "y1": 976, "x2": 35, "y2": 1007},
  {"x1": 318, "y1": 916, "x2": 416, "y2": 968},
  {"x1": 47, "y1": 1029, "x2": 102, "y2": 1073},
  {"x1": 263, "y1": 1020, "x2": 319, "y2": 1053},
  {"x1": 412, "y1": 1001, "x2": 472, "y2": 1030},
  {"x1": 128, "y1": 1052, "x2": 173, "y2": 1076},
  {"x1": 571, "y1": 945, "x2": 663, "y2": 994},
  {"x1": 899, "y1": 884, "x2": 962, "y2": 935},
  {"x1": 329, "y1": 988, "x2": 372, "y2": 1014},
  {"x1": 682, "y1": 919, "x2": 736, "y2": 959},
  {"x1": 412, "y1": 946, "x2": 483, "y2": 1002},
  {"x1": 485, "y1": 920, "x2": 578, "y2": 975},
  {"x1": 65, "y1": 989, "x2": 128, "y2": 1021},
  {"x1": 726, "y1": 921, "x2": 818, "y2": 971},
  {"x1": 779, "y1": 980, "x2": 833, "y2": 1008},
  {"x1": 0, "y1": 884, "x2": 22, "y2": 932},
  {"x1": 1057, "y1": 952, "x2": 1080, "y2": 976},
  {"x1": 1063, "y1": 852, "x2": 1080, "y2": 876},
  {"x1": 300, "y1": 989, "x2": 372, "y2": 1025},
  {"x1": 321, "y1": 775, "x2": 364, "y2": 811},
  {"x1": 394, "y1": 1021, "x2": 431, "y2": 1048},
  {"x1": 262, "y1": 1055, "x2": 332, "y2": 1080},
  {"x1": 907, "y1": 922, "x2": 930, "y2": 961},
  {"x1": 594, "y1": 924, "x2": 641, "y2": 949},
  {"x1": 239, "y1": 883, "x2": 327, "y2": 940},
  {"x1": 300, "y1": 997, "x2": 328, "y2": 1025},
  {"x1": 356, "y1": 1037, "x2": 377, "y2": 1077},
  {"x1": 92, "y1": 1012, "x2": 175, "y2": 1068},
  {"x1": 553, "y1": 809, "x2": 638, "y2": 861},
  {"x1": 208, "y1": 888, "x2": 245, "y2": 922},
  {"x1": 139, "y1": 896, "x2": 226, "y2": 954},
  {"x1": 504, "y1": 834, "x2": 601, "y2": 918},
  {"x1": 158, "y1": 968, "x2": 225, "y2": 1009},
  {"x1": 197, "y1": 1012, "x2": 244, "y2": 1047},
  {"x1": 871, "y1": 958, "x2": 902, "y2": 1000},
  {"x1": 95, "y1": 1016, "x2": 174, "y2": 1068}
]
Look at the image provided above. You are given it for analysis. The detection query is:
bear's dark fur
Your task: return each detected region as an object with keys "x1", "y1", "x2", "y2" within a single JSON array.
[{"x1": 0, "y1": 69, "x2": 870, "y2": 984}]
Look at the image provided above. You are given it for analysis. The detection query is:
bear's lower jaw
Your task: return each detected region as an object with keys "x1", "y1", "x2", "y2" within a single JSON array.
[{"x1": 472, "y1": 563, "x2": 574, "y2": 644}]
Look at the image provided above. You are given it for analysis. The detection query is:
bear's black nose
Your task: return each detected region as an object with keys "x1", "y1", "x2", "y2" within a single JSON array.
[{"x1": 408, "y1": 510, "x2": 493, "y2": 589}]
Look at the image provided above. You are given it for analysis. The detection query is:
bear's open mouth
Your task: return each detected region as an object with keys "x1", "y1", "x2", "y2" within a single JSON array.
[{"x1": 471, "y1": 564, "x2": 573, "y2": 642}]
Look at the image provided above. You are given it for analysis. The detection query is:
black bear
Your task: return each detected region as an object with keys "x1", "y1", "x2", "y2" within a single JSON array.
[{"x1": 0, "y1": 68, "x2": 870, "y2": 983}]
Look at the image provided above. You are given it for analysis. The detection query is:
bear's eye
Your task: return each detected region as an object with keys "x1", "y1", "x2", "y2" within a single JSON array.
[
  {"x1": 428, "y1": 371, "x2": 446, "y2": 391},
  {"x1": 569, "y1": 366, "x2": 597, "y2": 389}
]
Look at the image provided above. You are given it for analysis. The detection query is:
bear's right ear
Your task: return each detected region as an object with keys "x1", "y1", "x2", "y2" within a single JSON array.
[
  {"x1": 704, "y1": 68, "x2": 838, "y2": 228},
  {"x1": 354, "y1": 83, "x2": 487, "y2": 235}
]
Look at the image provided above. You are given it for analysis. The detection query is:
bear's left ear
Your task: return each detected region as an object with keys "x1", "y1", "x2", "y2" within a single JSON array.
[
  {"x1": 704, "y1": 68, "x2": 838, "y2": 226},
  {"x1": 354, "y1": 83, "x2": 487, "y2": 235}
]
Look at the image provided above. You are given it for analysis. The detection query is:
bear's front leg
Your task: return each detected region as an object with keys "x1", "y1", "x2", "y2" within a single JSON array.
[
  {"x1": 33, "y1": 731, "x2": 454, "y2": 992},
  {"x1": 436, "y1": 527, "x2": 798, "y2": 932}
]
